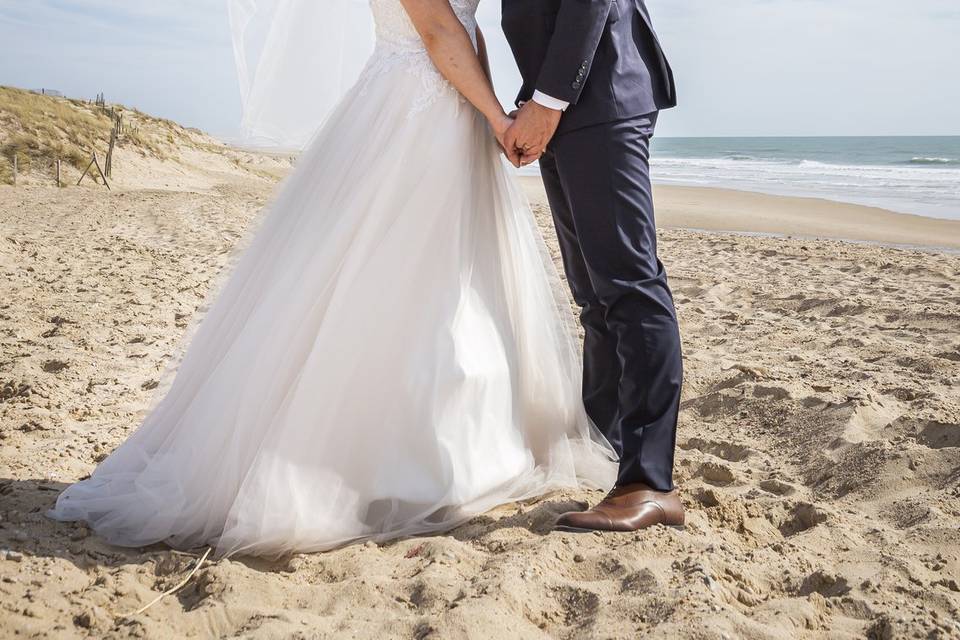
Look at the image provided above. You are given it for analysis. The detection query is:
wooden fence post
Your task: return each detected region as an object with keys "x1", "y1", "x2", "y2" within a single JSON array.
[
  {"x1": 56, "y1": 159, "x2": 62, "y2": 187},
  {"x1": 77, "y1": 152, "x2": 110, "y2": 190},
  {"x1": 106, "y1": 128, "x2": 116, "y2": 178}
]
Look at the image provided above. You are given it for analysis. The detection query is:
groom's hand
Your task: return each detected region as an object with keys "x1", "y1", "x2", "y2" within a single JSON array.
[{"x1": 504, "y1": 101, "x2": 563, "y2": 166}]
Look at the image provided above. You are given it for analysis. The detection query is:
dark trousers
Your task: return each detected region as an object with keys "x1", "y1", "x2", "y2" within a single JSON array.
[{"x1": 539, "y1": 112, "x2": 682, "y2": 492}]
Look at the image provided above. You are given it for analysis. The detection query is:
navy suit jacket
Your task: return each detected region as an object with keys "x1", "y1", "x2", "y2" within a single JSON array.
[{"x1": 501, "y1": 0, "x2": 676, "y2": 134}]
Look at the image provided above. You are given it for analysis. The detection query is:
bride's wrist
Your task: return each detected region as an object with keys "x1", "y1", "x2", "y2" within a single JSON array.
[{"x1": 486, "y1": 111, "x2": 511, "y2": 134}]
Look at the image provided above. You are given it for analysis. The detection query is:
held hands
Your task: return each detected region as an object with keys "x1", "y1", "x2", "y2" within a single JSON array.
[
  {"x1": 500, "y1": 101, "x2": 563, "y2": 168},
  {"x1": 490, "y1": 113, "x2": 517, "y2": 164},
  {"x1": 488, "y1": 101, "x2": 563, "y2": 168}
]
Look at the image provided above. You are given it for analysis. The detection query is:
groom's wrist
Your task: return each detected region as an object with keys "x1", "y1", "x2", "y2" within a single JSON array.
[{"x1": 531, "y1": 91, "x2": 569, "y2": 112}]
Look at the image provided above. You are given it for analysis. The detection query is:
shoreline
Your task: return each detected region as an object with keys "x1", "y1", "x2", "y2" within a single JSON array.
[{"x1": 519, "y1": 177, "x2": 960, "y2": 251}]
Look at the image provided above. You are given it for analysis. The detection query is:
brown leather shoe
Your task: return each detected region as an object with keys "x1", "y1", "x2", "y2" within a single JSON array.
[{"x1": 555, "y1": 484, "x2": 685, "y2": 533}]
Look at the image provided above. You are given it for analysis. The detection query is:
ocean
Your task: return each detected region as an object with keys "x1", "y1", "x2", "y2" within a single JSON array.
[
  {"x1": 648, "y1": 136, "x2": 960, "y2": 221},
  {"x1": 519, "y1": 136, "x2": 960, "y2": 220}
]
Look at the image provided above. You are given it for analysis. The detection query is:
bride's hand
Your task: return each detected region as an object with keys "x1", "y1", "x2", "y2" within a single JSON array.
[{"x1": 490, "y1": 113, "x2": 521, "y2": 168}]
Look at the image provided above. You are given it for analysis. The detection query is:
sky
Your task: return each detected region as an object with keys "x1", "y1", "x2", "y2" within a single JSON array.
[{"x1": 1, "y1": 0, "x2": 958, "y2": 139}]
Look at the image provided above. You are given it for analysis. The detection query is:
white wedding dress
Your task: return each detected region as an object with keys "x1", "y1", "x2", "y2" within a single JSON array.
[{"x1": 49, "y1": 0, "x2": 617, "y2": 558}]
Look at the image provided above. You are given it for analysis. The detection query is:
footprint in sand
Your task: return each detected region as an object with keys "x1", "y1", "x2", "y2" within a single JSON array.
[
  {"x1": 681, "y1": 437, "x2": 754, "y2": 463},
  {"x1": 880, "y1": 499, "x2": 934, "y2": 530},
  {"x1": 886, "y1": 417, "x2": 960, "y2": 450},
  {"x1": 41, "y1": 359, "x2": 69, "y2": 373},
  {"x1": 778, "y1": 503, "x2": 829, "y2": 537},
  {"x1": 620, "y1": 568, "x2": 659, "y2": 595},
  {"x1": 551, "y1": 585, "x2": 601, "y2": 627},
  {"x1": 698, "y1": 461, "x2": 738, "y2": 486},
  {"x1": 758, "y1": 478, "x2": 797, "y2": 496},
  {"x1": 915, "y1": 421, "x2": 960, "y2": 450},
  {"x1": 796, "y1": 570, "x2": 851, "y2": 597}
]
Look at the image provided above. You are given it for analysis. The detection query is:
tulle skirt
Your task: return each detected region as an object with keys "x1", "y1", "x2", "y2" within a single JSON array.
[{"x1": 48, "y1": 60, "x2": 617, "y2": 558}]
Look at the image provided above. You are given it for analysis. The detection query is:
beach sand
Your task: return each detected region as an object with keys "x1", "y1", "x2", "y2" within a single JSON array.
[
  {"x1": 522, "y1": 178, "x2": 960, "y2": 251},
  {"x1": 1, "y1": 170, "x2": 959, "y2": 638}
]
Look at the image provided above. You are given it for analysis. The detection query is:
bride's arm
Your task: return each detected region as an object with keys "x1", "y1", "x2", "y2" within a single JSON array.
[
  {"x1": 399, "y1": 0, "x2": 517, "y2": 163},
  {"x1": 476, "y1": 27, "x2": 493, "y2": 87}
]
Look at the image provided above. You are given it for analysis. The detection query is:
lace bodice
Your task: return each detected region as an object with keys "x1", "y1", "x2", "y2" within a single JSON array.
[
  {"x1": 359, "y1": 0, "x2": 481, "y2": 115},
  {"x1": 370, "y1": 0, "x2": 479, "y2": 51}
]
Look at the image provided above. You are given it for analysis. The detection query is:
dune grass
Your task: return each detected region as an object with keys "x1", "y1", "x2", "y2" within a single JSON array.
[
  {"x1": 0, "y1": 87, "x2": 112, "y2": 183},
  {"x1": 0, "y1": 86, "x2": 189, "y2": 185}
]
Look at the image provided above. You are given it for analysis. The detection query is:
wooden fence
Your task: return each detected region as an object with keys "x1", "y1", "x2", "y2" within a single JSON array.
[{"x1": 6, "y1": 92, "x2": 125, "y2": 188}]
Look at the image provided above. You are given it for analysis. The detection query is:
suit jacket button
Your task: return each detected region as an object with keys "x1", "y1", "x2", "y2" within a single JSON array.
[{"x1": 571, "y1": 81, "x2": 580, "y2": 89}]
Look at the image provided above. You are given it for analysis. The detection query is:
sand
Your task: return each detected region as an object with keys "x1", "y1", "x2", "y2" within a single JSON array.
[
  {"x1": 1, "y1": 166, "x2": 959, "y2": 639},
  {"x1": 521, "y1": 178, "x2": 960, "y2": 251}
]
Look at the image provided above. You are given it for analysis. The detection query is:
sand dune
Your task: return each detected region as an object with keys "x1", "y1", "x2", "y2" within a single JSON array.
[{"x1": 1, "y1": 170, "x2": 959, "y2": 638}]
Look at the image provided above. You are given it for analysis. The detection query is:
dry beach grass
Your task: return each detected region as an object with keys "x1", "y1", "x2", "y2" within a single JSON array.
[
  {"x1": 1, "y1": 97, "x2": 959, "y2": 638},
  {"x1": 0, "y1": 86, "x2": 182, "y2": 185}
]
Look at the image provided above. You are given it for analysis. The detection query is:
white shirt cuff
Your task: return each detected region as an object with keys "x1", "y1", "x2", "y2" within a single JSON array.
[{"x1": 531, "y1": 90, "x2": 569, "y2": 112}]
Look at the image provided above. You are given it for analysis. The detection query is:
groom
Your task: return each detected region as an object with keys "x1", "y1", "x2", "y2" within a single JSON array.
[{"x1": 501, "y1": 0, "x2": 685, "y2": 532}]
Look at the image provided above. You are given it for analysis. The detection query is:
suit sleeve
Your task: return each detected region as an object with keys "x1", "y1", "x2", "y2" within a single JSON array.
[{"x1": 534, "y1": 0, "x2": 613, "y2": 105}]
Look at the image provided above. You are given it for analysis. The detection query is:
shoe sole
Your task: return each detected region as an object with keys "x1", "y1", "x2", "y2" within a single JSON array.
[{"x1": 555, "y1": 524, "x2": 686, "y2": 534}]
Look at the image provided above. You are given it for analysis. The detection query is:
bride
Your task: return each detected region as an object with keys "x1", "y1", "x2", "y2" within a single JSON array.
[{"x1": 48, "y1": 0, "x2": 617, "y2": 557}]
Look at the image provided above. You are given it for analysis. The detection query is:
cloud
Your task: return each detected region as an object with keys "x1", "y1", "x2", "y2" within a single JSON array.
[
  {"x1": 0, "y1": 0, "x2": 228, "y2": 47},
  {"x1": 0, "y1": 0, "x2": 239, "y2": 135},
  {"x1": 1, "y1": 0, "x2": 956, "y2": 137}
]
